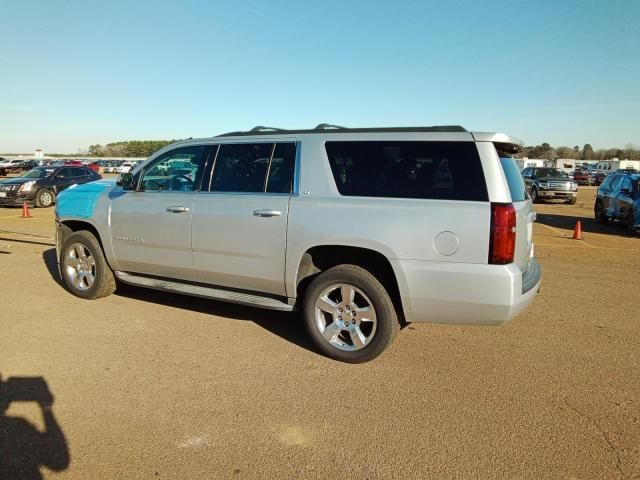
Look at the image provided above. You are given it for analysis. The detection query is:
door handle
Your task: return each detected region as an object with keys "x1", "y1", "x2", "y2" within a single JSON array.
[
  {"x1": 253, "y1": 209, "x2": 282, "y2": 218},
  {"x1": 166, "y1": 206, "x2": 190, "y2": 213}
]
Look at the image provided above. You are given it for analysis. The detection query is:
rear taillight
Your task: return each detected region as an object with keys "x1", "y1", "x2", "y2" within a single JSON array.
[{"x1": 489, "y1": 203, "x2": 516, "y2": 265}]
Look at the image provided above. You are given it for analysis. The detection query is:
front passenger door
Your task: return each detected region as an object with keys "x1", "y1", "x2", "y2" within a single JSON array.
[
  {"x1": 604, "y1": 176, "x2": 622, "y2": 217},
  {"x1": 616, "y1": 177, "x2": 634, "y2": 222},
  {"x1": 109, "y1": 145, "x2": 210, "y2": 280}
]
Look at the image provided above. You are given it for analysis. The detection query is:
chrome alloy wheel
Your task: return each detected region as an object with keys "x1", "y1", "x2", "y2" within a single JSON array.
[
  {"x1": 314, "y1": 283, "x2": 377, "y2": 351},
  {"x1": 64, "y1": 243, "x2": 96, "y2": 291},
  {"x1": 39, "y1": 191, "x2": 53, "y2": 206}
]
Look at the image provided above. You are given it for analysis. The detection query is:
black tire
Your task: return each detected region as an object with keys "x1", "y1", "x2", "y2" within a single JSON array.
[
  {"x1": 530, "y1": 187, "x2": 539, "y2": 203},
  {"x1": 567, "y1": 197, "x2": 577, "y2": 205},
  {"x1": 35, "y1": 189, "x2": 55, "y2": 208},
  {"x1": 60, "y1": 231, "x2": 116, "y2": 300},
  {"x1": 302, "y1": 264, "x2": 400, "y2": 363},
  {"x1": 594, "y1": 200, "x2": 608, "y2": 224}
]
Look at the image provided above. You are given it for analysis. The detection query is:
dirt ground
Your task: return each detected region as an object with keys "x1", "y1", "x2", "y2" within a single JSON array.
[{"x1": 0, "y1": 187, "x2": 638, "y2": 479}]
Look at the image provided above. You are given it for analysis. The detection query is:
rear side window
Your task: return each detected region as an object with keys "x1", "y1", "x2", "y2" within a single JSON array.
[
  {"x1": 211, "y1": 143, "x2": 272, "y2": 192},
  {"x1": 266, "y1": 143, "x2": 295, "y2": 193},
  {"x1": 209, "y1": 142, "x2": 296, "y2": 194},
  {"x1": 325, "y1": 141, "x2": 488, "y2": 201}
]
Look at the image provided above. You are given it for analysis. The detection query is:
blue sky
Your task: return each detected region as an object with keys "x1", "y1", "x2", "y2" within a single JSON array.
[{"x1": 1, "y1": 0, "x2": 638, "y2": 152}]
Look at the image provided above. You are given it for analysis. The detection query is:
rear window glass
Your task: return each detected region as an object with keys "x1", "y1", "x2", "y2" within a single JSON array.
[
  {"x1": 499, "y1": 158, "x2": 527, "y2": 202},
  {"x1": 325, "y1": 141, "x2": 488, "y2": 201},
  {"x1": 494, "y1": 143, "x2": 527, "y2": 202}
]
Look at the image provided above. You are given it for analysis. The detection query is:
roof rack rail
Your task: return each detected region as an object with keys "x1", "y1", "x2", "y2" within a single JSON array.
[
  {"x1": 249, "y1": 126, "x2": 286, "y2": 132},
  {"x1": 216, "y1": 125, "x2": 468, "y2": 137},
  {"x1": 314, "y1": 123, "x2": 347, "y2": 130}
]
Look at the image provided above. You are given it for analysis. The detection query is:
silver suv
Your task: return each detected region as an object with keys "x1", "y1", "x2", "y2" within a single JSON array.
[{"x1": 55, "y1": 125, "x2": 541, "y2": 363}]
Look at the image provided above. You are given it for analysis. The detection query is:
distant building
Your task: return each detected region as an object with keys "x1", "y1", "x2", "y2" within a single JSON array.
[
  {"x1": 34, "y1": 149, "x2": 44, "y2": 158},
  {"x1": 515, "y1": 157, "x2": 552, "y2": 171},
  {"x1": 595, "y1": 159, "x2": 640, "y2": 172}
]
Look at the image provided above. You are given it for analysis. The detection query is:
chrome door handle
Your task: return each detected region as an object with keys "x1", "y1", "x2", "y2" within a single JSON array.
[
  {"x1": 253, "y1": 209, "x2": 282, "y2": 217},
  {"x1": 166, "y1": 206, "x2": 190, "y2": 213}
]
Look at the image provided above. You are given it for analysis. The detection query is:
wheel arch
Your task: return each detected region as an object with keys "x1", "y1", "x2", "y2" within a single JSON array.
[
  {"x1": 292, "y1": 244, "x2": 406, "y2": 325},
  {"x1": 58, "y1": 219, "x2": 115, "y2": 269}
]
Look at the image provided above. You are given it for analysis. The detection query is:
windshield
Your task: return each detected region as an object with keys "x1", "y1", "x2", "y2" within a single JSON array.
[
  {"x1": 21, "y1": 167, "x2": 56, "y2": 178},
  {"x1": 535, "y1": 168, "x2": 568, "y2": 178}
]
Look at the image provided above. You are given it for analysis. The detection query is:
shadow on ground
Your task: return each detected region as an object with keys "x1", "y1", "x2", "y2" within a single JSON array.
[
  {"x1": 42, "y1": 248, "x2": 315, "y2": 355},
  {"x1": 0, "y1": 374, "x2": 70, "y2": 479},
  {"x1": 115, "y1": 283, "x2": 315, "y2": 353},
  {"x1": 535, "y1": 213, "x2": 638, "y2": 238},
  {"x1": 42, "y1": 249, "x2": 64, "y2": 288}
]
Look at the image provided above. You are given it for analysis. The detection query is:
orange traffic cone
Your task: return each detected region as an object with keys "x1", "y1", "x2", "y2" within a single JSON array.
[
  {"x1": 21, "y1": 202, "x2": 32, "y2": 218},
  {"x1": 572, "y1": 220, "x2": 582, "y2": 240}
]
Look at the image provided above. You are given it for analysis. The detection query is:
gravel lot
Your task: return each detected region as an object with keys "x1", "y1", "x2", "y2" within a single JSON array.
[{"x1": 1, "y1": 187, "x2": 638, "y2": 479}]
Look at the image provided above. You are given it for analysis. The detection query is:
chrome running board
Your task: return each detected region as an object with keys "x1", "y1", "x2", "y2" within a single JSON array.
[{"x1": 114, "y1": 272, "x2": 294, "y2": 311}]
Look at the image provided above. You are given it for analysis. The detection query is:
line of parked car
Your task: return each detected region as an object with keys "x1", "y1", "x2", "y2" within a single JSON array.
[
  {"x1": 0, "y1": 158, "x2": 143, "y2": 208},
  {"x1": 521, "y1": 166, "x2": 639, "y2": 233},
  {"x1": 0, "y1": 157, "x2": 142, "y2": 177}
]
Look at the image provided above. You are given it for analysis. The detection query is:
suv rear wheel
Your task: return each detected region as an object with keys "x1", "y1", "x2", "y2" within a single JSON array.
[
  {"x1": 302, "y1": 264, "x2": 399, "y2": 363},
  {"x1": 530, "y1": 187, "x2": 539, "y2": 203},
  {"x1": 60, "y1": 231, "x2": 116, "y2": 300}
]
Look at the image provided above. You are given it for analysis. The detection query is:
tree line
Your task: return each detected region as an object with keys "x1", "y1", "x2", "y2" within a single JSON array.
[
  {"x1": 87, "y1": 140, "x2": 179, "y2": 158},
  {"x1": 519, "y1": 143, "x2": 640, "y2": 161},
  {"x1": 78, "y1": 140, "x2": 640, "y2": 160}
]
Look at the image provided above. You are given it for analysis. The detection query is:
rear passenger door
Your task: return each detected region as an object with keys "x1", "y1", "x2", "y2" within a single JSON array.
[{"x1": 191, "y1": 142, "x2": 296, "y2": 296}]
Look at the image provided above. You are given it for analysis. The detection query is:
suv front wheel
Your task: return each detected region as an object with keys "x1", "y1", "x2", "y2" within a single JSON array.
[
  {"x1": 302, "y1": 265, "x2": 399, "y2": 363},
  {"x1": 60, "y1": 231, "x2": 116, "y2": 300},
  {"x1": 594, "y1": 200, "x2": 608, "y2": 224}
]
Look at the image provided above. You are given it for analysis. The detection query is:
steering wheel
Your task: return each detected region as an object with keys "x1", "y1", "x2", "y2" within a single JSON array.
[
  {"x1": 143, "y1": 178, "x2": 167, "y2": 190},
  {"x1": 171, "y1": 174, "x2": 195, "y2": 191}
]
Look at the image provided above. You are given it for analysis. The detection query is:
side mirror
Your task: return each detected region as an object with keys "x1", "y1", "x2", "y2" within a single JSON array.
[{"x1": 117, "y1": 172, "x2": 136, "y2": 190}]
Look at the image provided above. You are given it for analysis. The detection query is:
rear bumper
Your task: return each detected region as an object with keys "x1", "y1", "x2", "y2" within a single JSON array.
[{"x1": 393, "y1": 257, "x2": 541, "y2": 325}]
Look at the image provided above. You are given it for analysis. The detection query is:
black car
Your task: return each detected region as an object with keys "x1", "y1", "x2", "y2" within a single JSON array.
[
  {"x1": 521, "y1": 167, "x2": 578, "y2": 204},
  {"x1": 0, "y1": 166, "x2": 101, "y2": 208}
]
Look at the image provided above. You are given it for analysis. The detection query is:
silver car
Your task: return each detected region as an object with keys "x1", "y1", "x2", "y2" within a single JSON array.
[{"x1": 55, "y1": 125, "x2": 541, "y2": 363}]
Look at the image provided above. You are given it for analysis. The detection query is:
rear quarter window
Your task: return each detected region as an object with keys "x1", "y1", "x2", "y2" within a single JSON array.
[{"x1": 325, "y1": 141, "x2": 488, "y2": 201}]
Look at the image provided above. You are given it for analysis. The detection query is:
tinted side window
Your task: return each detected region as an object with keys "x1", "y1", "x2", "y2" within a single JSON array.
[
  {"x1": 621, "y1": 177, "x2": 633, "y2": 192},
  {"x1": 325, "y1": 141, "x2": 488, "y2": 201},
  {"x1": 600, "y1": 175, "x2": 613, "y2": 190},
  {"x1": 211, "y1": 143, "x2": 273, "y2": 193},
  {"x1": 609, "y1": 176, "x2": 623, "y2": 191},
  {"x1": 140, "y1": 145, "x2": 207, "y2": 192},
  {"x1": 266, "y1": 143, "x2": 295, "y2": 193},
  {"x1": 57, "y1": 168, "x2": 74, "y2": 178}
]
